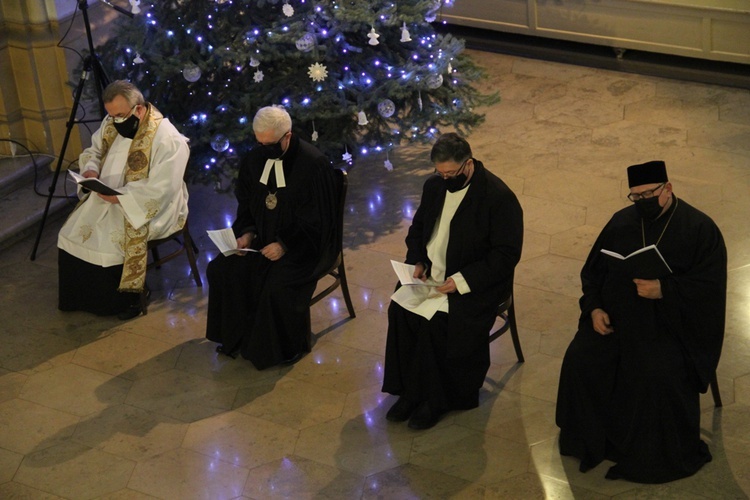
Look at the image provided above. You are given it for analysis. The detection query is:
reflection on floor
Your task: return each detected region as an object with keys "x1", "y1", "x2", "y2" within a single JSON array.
[{"x1": 2, "y1": 49, "x2": 750, "y2": 498}]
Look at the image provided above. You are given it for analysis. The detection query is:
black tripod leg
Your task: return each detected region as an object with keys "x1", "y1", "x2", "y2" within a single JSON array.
[
  {"x1": 29, "y1": 0, "x2": 108, "y2": 261},
  {"x1": 29, "y1": 61, "x2": 92, "y2": 261}
]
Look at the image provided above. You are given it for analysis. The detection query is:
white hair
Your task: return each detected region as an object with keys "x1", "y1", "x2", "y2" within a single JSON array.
[{"x1": 252, "y1": 105, "x2": 292, "y2": 137}]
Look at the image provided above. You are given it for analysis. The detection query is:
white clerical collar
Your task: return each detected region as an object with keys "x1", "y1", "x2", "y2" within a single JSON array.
[{"x1": 260, "y1": 158, "x2": 286, "y2": 188}]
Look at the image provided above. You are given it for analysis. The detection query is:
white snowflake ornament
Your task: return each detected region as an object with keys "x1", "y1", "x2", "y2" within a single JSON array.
[
  {"x1": 253, "y1": 69, "x2": 264, "y2": 83},
  {"x1": 367, "y1": 27, "x2": 380, "y2": 46},
  {"x1": 384, "y1": 158, "x2": 393, "y2": 171},
  {"x1": 342, "y1": 147, "x2": 353, "y2": 163},
  {"x1": 400, "y1": 23, "x2": 412, "y2": 42},
  {"x1": 308, "y1": 62, "x2": 328, "y2": 82},
  {"x1": 282, "y1": 2, "x2": 294, "y2": 17}
]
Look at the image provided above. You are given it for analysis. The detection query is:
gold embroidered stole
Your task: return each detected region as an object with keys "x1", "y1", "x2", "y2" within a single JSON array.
[{"x1": 99, "y1": 104, "x2": 163, "y2": 292}]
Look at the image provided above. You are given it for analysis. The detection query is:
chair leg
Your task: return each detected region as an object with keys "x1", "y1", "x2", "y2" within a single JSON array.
[
  {"x1": 182, "y1": 229, "x2": 203, "y2": 287},
  {"x1": 151, "y1": 247, "x2": 162, "y2": 268},
  {"x1": 337, "y1": 262, "x2": 356, "y2": 318},
  {"x1": 508, "y1": 302, "x2": 524, "y2": 363},
  {"x1": 710, "y1": 371, "x2": 722, "y2": 408}
]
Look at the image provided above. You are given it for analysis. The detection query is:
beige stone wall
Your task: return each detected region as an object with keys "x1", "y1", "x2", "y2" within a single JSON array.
[{"x1": 0, "y1": 0, "x2": 82, "y2": 161}]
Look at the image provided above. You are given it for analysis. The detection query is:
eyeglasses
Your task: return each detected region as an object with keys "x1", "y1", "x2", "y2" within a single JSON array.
[
  {"x1": 258, "y1": 130, "x2": 290, "y2": 146},
  {"x1": 434, "y1": 159, "x2": 469, "y2": 179},
  {"x1": 110, "y1": 105, "x2": 138, "y2": 124},
  {"x1": 627, "y1": 183, "x2": 666, "y2": 202}
]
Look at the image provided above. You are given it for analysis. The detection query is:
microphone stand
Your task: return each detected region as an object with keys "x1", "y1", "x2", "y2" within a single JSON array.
[{"x1": 30, "y1": 0, "x2": 131, "y2": 260}]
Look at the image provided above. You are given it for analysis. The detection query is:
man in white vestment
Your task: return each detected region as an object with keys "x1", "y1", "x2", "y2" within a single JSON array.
[{"x1": 57, "y1": 80, "x2": 189, "y2": 319}]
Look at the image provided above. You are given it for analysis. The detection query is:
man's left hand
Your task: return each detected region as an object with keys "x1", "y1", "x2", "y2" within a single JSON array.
[
  {"x1": 633, "y1": 278, "x2": 663, "y2": 299},
  {"x1": 436, "y1": 277, "x2": 457, "y2": 294},
  {"x1": 261, "y1": 242, "x2": 285, "y2": 261}
]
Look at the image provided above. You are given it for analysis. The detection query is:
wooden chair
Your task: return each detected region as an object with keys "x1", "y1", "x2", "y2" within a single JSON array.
[
  {"x1": 489, "y1": 289, "x2": 524, "y2": 363},
  {"x1": 310, "y1": 168, "x2": 356, "y2": 319},
  {"x1": 138, "y1": 217, "x2": 202, "y2": 315}
]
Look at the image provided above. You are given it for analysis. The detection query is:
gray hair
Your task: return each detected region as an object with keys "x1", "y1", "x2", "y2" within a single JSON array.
[
  {"x1": 102, "y1": 80, "x2": 146, "y2": 107},
  {"x1": 253, "y1": 106, "x2": 292, "y2": 137}
]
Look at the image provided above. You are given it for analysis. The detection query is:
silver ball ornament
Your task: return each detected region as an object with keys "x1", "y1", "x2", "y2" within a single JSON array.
[
  {"x1": 211, "y1": 134, "x2": 230, "y2": 153},
  {"x1": 182, "y1": 65, "x2": 202, "y2": 82},
  {"x1": 377, "y1": 99, "x2": 396, "y2": 118}
]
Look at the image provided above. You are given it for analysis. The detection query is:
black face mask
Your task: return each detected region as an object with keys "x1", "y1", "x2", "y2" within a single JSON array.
[
  {"x1": 445, "y1": 173, "x2": 468, "y2": 192},
  {"x1": 635, "y1": 196, "x2": 664, "y2": 220},
  {"x1": 257, "y1": 134, "x2": 286, "y2": 159},
  {"x1": 113, "y1": 114, "x2": 140, "y2": 139}
]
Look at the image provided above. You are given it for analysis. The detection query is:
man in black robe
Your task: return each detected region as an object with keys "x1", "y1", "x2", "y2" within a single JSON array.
[
  {"x1": 382, "y1": 133, "x2": 524, "y2": 429},
  {"x1": 556, "y1": 160, "x2": 726, "y2": 483},
  {"x1": 205, "y1": 106, "x2": 337, "y2": 369}
]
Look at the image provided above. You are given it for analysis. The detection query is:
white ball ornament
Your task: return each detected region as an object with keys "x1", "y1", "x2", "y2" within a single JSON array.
[
  {"x1": 211, "y1": 134, "x2": 229, "y2": 153},
  {"x1": 426, "y1": 73, "x2": 443, "y2": 89},
  {"x1": 296, "y1": 33, "x2": 315, "y2": 52},
  {"x1": 377, "y1": 99, "x2": 396, "y2": 118},
  {"x1": 182, "y1": 65, "x2": 202, "y2": 82}
]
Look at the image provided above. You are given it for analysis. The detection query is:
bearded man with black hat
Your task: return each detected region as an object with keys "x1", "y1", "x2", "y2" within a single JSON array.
[
  {"x1": 205, "y1": 105, "x2": 337, "y2": 369},
  {"x1": 556, "y1": 160, "x2": 727, "y2": 483}
]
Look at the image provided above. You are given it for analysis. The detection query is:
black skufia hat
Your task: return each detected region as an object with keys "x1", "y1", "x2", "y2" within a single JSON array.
[{"x1": 627, "y1": 161, "x2": 668, "y2": 188}]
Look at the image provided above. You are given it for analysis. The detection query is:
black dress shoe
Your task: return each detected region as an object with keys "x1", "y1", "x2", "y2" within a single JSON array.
[
  {"x1": 407, "y1": 401, "x2": 445, "y2": 430},
  {"x1": 117, "y1": 304, "x2": 144, "y2": 320},
  {"x1": 117, "y1": 288, "x2": 150, "y2": 320},
  {"x1": 216, "y1": 345, "x2": 238, "y2": 359},
  {"x1": 386, "y1": 397, "x2": 417, "y2": 422},
  {"x1": 280, "y1": 351, "x2": 306, "y2": 366}
]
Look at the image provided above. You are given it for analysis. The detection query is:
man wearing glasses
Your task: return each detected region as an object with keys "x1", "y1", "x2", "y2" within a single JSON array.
[
  {"x1": 205, "y1": 106, "x2": 337, "y2": 369},
  {"x1": 58, "y1": 80, "x2": 189, "y2": 320},
  {"x1": 556, "y1": 160, "x2": 727, "y2": 483},
  {"x1": 382, "y1": 132, "x2": 524, "y2": 429}
]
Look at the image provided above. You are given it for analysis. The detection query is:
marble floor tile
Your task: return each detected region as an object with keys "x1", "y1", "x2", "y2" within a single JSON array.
[
  {"x1": 244, "y1": 455, "x2": 365, "y2": 499},
  {"x1": 127, "y1": 448, "x2": 248, "y2": 500},
  {"x1": 15, "y1": 442, "x2": 135, "y2": 499}
]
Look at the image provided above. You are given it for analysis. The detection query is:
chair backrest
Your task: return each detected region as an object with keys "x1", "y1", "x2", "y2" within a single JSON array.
[{"x1": 333, "y1": 168, "x2": 347, "y2": 257}]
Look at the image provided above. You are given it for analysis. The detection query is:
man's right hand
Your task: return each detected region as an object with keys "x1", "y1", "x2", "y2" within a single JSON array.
[
  {"x1": 82, "y1": 170, "x2": 99, "y2": 179},
  {"x1": 236, "y1": 233, "x2": 254, "y2": 256},
  {"x1": 591, "y1": 308, "x2": 614, "y2": 335},
  {"x1": 413, "y1": 262, "x2": 427, "y2": 282}
]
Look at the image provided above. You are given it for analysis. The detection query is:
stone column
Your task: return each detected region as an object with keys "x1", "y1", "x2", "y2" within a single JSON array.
[{"x1": 0, "y1": 0, "x2": 86, "y2": 161}]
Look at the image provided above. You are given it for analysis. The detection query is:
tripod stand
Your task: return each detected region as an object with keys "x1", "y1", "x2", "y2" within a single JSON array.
[{"x1": 30, "y1": 0, "x2": 111, "y2": 260}]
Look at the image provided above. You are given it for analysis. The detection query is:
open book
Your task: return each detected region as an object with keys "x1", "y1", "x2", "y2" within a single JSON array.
[
  {"x1": 600, "y1": 244, "x2": 672, "y2": 279},
  {"x1": 68, "y1": 170, "x2": 122, "y2": 196},
  {"x1": 207, "y1": 228, "x2": 259, "y2": 256},
  {"x1": 390, "y1": 260, "x2": 440, "y2": 287}
]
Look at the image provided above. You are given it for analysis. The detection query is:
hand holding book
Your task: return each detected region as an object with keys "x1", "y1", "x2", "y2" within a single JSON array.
[
  {"x1": 600, "y1": 244, "x2": 672, "y2": 279},
  {"x1": 68, "y1": 170, "x2": 122, "y2": 196},
  {"x1": 208, "y1": 228, "x2": 260, "y2": 256}
]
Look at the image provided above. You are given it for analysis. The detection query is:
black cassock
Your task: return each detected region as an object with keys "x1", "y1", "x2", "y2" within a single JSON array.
[
  {"x1": 556, "y1": 196, "x2": 726, "y2": 483},
  {"x1": 383, "y1": 162, "x2": 523, "y2": 411},
  {"x1": 205, "y1": 135, "x2": 337, "y2": 369}
]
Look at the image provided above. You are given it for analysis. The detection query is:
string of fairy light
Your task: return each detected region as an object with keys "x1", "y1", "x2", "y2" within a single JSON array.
[{"x1": 117, "y1": 0, "x2": 460, "y2": 170}]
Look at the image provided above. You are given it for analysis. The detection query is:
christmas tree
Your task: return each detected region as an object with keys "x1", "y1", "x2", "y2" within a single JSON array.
[{"x1": 94, "y1": 0, "x2": 498, "y2": 184}]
